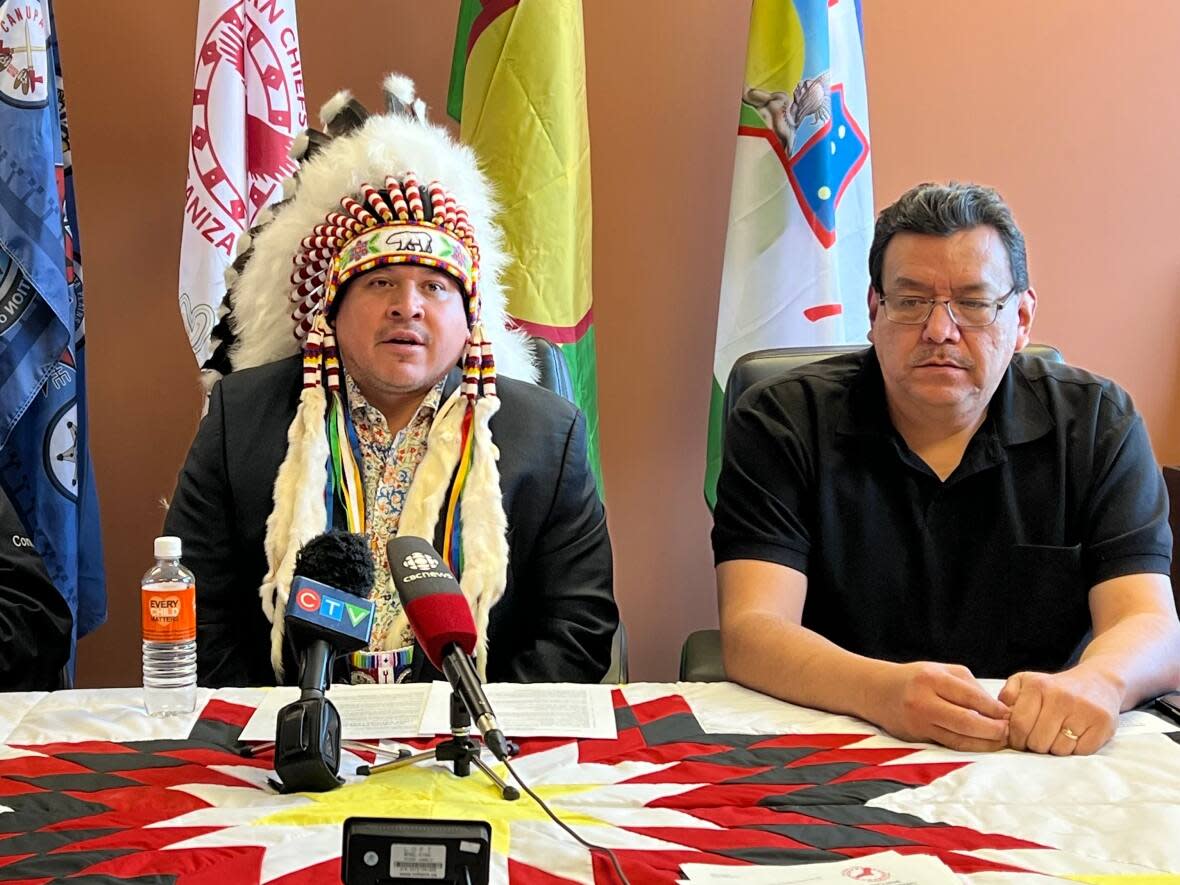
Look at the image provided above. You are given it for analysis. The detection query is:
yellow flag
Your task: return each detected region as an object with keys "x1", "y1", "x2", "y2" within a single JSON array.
[{"x1": 449, "y1": 0, "x2": 600, "y2": 480}]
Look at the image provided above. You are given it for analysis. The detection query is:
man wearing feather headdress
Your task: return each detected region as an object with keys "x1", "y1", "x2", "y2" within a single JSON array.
[{"x1": 164, "y1": 76, "x2": 617, "y2": 688}]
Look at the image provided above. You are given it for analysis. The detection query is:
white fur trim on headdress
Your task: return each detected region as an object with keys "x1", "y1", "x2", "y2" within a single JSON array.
[
  {"x1": 288, "y1": 131, "x2": 310, "y2": 162},
  {"x1": 457, "y1": 395, "x2": 509, "y2": 675},
  {"x1": 198, "y1": 368, "x2": 223, "y2": 403},
  {"x1": 259, "y1": 385, "x2": 330, "y2": 678}
]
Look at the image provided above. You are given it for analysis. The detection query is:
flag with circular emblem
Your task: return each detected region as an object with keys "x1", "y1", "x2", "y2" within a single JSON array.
[
  {"x1": 448, "y1": 0, "x2": 600, "y2": 486},
  {"x1": 178, "y1": 0, "x2": 308, "y2": 366},
  {"x1": 705, "y1": 0, "x2": 874, "y2": 506}
]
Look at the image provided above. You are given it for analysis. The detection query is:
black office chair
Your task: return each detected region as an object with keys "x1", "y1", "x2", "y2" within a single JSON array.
[
  {"x1": 529, "y1": 335, "x2": 576, "y2": 404},
  {"x1": 679, "y1": 343, "x2": 1065, "y2": 682},
  {"x1": 527, "y1": 336, "x2": 628, "y2": 684},
  {"x1": 1163, "y1": 466, "x2": 1180, "y2": 613}
]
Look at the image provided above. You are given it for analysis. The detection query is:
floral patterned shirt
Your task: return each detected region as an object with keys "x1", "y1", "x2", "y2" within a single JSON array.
[{"x1": 346, "y1": 373, "x2": 444, "y2": 652}]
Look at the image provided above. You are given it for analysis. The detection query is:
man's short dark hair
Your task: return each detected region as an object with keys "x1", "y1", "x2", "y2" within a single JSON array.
[{"x1": 868, "y1": 182, "x2": 1029, "y2": 294}]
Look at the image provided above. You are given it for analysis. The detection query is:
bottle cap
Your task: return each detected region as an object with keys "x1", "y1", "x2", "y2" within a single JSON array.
[{"x1": 154, "y1": 536, "x2": 182, "y2": 559}]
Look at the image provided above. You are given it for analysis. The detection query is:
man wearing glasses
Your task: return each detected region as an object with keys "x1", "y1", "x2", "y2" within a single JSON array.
[{"x1": 712, "y1": 182, "x2": 1180, "y2": 756}]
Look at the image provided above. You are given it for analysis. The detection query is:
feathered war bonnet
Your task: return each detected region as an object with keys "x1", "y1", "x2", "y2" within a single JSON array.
[{"x1": 208, "y1": 75, "x2": 535, "y2": 680}]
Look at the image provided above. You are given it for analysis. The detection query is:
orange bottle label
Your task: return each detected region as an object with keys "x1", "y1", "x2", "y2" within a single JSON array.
[{"x1": 141, "y1": 583, "x2": 197, "y2": 642}]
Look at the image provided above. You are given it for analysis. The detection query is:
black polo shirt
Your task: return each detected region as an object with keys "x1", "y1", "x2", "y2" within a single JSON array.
[{"x1": 711, "y1": 348, "x2": 1171, "y2": 678}]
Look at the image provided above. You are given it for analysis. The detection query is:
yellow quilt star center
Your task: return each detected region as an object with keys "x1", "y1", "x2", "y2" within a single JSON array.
[{"x1": 257, "y1": 758, "x2": 604, "y2": 855}]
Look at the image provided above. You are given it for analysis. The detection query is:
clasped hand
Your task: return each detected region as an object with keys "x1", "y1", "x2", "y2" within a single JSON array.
[
  {"x1": 873, "y1": 662, "x2": 1119, "y2": 755},
  {"x1": 998, "y1": 669, "x2": 1120, "y2": 756}
]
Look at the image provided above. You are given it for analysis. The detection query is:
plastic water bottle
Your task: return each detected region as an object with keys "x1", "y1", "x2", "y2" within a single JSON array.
[{"x1": 142, "y1": 536, "x2": 197, "y2": 716}]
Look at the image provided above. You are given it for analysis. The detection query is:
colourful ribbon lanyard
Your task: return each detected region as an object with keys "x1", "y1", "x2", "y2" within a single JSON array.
[
  {"x1": 325, "y1": 387, "x2": 366, "y2": 535},
  {"x1": 327, "y1": 377, "x2": 473, "y2": 577}
]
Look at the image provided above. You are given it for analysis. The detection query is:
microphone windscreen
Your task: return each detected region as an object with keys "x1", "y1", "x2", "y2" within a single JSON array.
[
  {"x1": 387, "y1": 536, "x2": 477, "y2": 667},
  {"x1": 295, "y1": 530, "x2": 374, "y2": 599}
]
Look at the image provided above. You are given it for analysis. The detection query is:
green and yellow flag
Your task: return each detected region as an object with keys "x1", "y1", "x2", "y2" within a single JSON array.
[{"x1": 449, "y1": 0, "x2": 600, "y2": 485}]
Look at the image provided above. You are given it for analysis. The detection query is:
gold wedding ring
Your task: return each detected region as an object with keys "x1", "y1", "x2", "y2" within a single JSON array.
[{"x1": 1061, "y1": 726, "x2": 1080, "y2": 741}]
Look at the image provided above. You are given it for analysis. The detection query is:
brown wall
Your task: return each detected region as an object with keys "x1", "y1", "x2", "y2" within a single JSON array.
[
  {"x1": 866, "y1": 2, "x2": 1180, "y2": 469},
  {"x1": 60, "y1": 1, "x2": 1180, "y2": 687}
]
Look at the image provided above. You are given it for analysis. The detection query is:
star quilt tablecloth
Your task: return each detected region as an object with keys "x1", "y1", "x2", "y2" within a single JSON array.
[{"x1": 0, "y1": 682, "x2": 1176, "y2": 884}]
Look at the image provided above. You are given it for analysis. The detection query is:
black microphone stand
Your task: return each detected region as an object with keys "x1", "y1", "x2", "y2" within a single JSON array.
[{"x1": 358, "y1": 691, "x2": 520, "y2": 801}]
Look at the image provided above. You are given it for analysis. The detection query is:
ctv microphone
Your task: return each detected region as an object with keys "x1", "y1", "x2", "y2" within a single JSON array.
[
  {"x1": 386, "y1": 536, "x2": 511, "y2": 760},
  {"x1": 287, "y1": 531, "x2": 376, "y2": 698},
  {"x1": 274, "y1": 530, "x2": 376, "y2": 792}
]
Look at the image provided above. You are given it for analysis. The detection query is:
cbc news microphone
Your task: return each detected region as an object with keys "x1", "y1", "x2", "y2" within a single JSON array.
[
  {"x1": 386, "y1": 536, "x2": 511, "y2": 760},
  {"x1": 274, "y1": 530, "x2": 376, "y2": 793}
]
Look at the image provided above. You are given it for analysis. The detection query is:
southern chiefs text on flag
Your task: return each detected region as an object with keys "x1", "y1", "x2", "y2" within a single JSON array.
[{"x1": 179, "y1": 0, "x2": 306, "y2": 365}]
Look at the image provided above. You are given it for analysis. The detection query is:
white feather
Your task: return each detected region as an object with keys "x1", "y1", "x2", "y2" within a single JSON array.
[
  {"x1": 288, "y1": 131, "x2": 309, "y2": 161},
  {"x1": 383, "y1": 73, "x2": 416, "y2": 105},
  {"x1": 318, "y1": 89, "x2": 354, "y2": 128}
]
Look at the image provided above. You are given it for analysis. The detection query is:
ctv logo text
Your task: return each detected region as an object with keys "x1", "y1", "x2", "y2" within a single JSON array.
[
  {"x1": 292, "y1": 583, "x2": 372, "y2": 630},
  {"x1": 295, "y1": 588, "x2": 345, "y2": 621}
]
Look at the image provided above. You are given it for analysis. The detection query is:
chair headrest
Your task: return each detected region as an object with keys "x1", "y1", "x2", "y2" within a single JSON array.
[{"x1": 528, "y1": 336, "x2": 575, "y2": 404}]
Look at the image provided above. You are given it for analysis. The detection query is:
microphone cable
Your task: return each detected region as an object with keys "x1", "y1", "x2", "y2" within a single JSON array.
[{"x1": 501, "y1": 757, "x2": 631, "y2": 885}]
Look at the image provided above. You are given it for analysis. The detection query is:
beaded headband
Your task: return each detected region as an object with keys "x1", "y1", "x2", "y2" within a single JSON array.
[{"x1": 290, "y1": 177, "x2": 480, "y2": 340}]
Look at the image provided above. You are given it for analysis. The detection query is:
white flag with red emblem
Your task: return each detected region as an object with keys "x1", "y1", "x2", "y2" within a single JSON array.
[{"x1": 178, "y1": 0, "x2": 306, "y2": 365}]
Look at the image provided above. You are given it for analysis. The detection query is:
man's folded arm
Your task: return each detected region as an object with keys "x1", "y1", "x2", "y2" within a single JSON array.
[
  {"x1": 1079, "y1": 573, "x2": 1180, "y2": 707},
  {"x1": 998, "y1": 405, "x2": 1180, "y2": 750},
  {"x1": 719, "y1": 557, "x2": 866, "y2": 713},
  {"x1": 718, "y1": 558, "x2": 1011, "y2": 751},
  {"x1": 712, "y1": 388, "x2": 911, "y2": 730},
  {"x1": 1076, "y1": 408, "x2": 1180, "y2": 706},
  {"x1": 1000, "y1": 573, "x2": 1180, "y2": 755}
]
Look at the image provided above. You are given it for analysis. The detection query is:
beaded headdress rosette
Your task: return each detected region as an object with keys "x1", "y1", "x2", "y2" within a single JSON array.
[{"x1": 205, "y1": 75, "x2": 534, "y2": 679}]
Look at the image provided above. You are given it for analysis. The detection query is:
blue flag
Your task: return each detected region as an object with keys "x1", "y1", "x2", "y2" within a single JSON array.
[{"x1": 0, "y1": 0, "x2": 105, "y2": 660}]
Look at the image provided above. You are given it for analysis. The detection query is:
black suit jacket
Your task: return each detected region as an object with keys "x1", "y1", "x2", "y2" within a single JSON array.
[
  {"x1": 164, "y1": 356, "x2": 616, "y2": 687},
  {"x1": 0, "y1": 484, "x2": 71, "y2": 689}
]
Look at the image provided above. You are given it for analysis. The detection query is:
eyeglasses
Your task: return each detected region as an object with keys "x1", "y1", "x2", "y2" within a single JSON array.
[{"x1": 879, "y1": 288, "x2": 1018, "y2": 327}]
